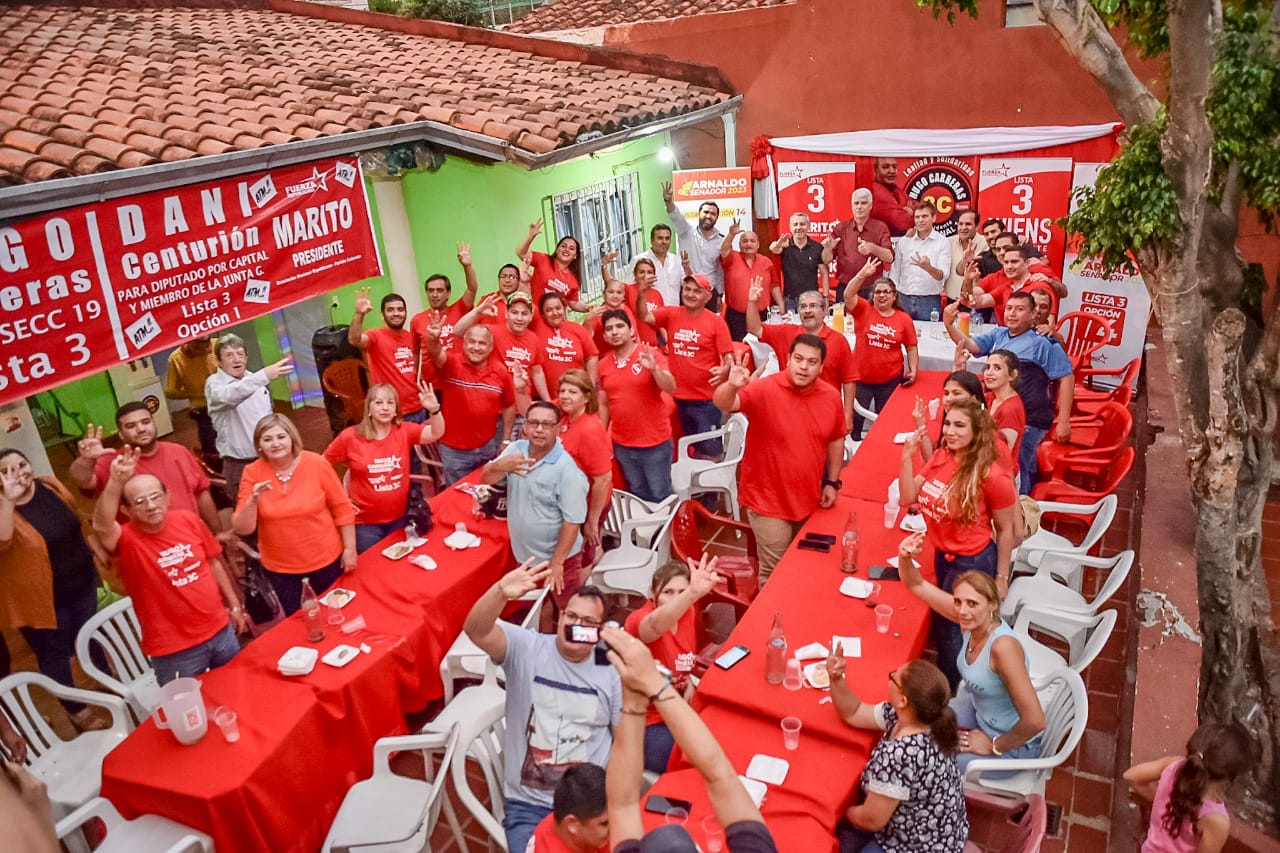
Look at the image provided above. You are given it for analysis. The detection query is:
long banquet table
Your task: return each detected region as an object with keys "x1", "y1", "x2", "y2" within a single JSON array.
[
  {"x1": 642, "y1": 371, "x2": 953, "y2": 852},
  {"x1": 100, "y1": 483, "x2": 513, "y2": 853}
]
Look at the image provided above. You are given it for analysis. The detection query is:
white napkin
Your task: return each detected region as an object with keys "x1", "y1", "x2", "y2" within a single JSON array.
[
  {"x1": 830, "y1": 635, "x2": 862, "y2": 658},
  {"x1": 410, "y1": 554, "x2": 438, "y2": 571},
  {"x1": 839, "y1": 577, "x2": 873, "y2": 598},
  {"x1": 791, "y1": 642, "x2": 828, "y2": 661},
  {"x1": 746, "y1": 754, "x2": 789, "y2": 785},
  {"x1": 893, "y1": 432, "x2": 915, "y2": 444},
  {"x1": 738, "y1": 775, "x2": 767, "y2": 807},
  {"x1": 444, "y1": 530, "x2": 481, "y2": 550}
]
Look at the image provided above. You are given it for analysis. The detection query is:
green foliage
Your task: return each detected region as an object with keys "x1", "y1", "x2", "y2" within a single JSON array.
[
  {"x1": 1091, "y1": 0, "x2": 1169, "y2": 58},
  {"x1": 1062, "y1": 116, "x2": 1179, "y2": 274},
  {"x1": 368, "y1": 0, "x2": 490, "y2": 27},
  {"x1": 916, "y1": 0, "x2": 978, "y2": 24}
]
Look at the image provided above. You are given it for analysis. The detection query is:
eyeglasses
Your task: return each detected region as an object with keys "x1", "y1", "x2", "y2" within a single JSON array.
[
  {"x1": 562, "y1": 611, "x2": 603, "y2": 629},
  {"x1": 524, "y1": 419, "x2": 558, "y2": 430},
  {"x1": 872, "y1": 289, "x2": 894, "y2": 296},
  {"x1": 888, "y1": 670, "x2": 901, "y2": 690},
  {"x1": 130, "y1": 492, "x2": 167, "y2": 507}
]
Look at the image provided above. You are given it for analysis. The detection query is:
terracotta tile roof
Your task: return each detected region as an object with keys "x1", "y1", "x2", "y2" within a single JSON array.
[
  {"x1": 0, "y1": 0, "x2": 734, "y2": 186},
  {"x1": 506, "y1": 0, "x2": 793, "y2": 34}
]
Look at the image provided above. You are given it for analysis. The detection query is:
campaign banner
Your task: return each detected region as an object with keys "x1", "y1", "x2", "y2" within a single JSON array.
[
  {"x1": 672, "y1": 167, "x2": 753, "y2": 243},
  {"x1": 775, "y1": 161, "x2": 858, "y2": 238},
  {"x1": 1058, "y1": 162, "x2": 1149, "y2": 388},
  {"x1": 900, "y1": 156, "x2": 978, "y2": 237},
  {"x1": 977, "y1": 157, "x2": 1073, "y2": 271},
  {"x1": 0, "y1": 157, "x2": 381, "y2": 405}
]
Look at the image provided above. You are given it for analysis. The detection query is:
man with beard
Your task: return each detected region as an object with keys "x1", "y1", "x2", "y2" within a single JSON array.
[
  {"x1": 70, "y1": 402, "x2": 223, "y2": 535},
  {"x1": 349, "y1": 289, "x2": 424, "y2": 421},
  {"x1": 663, "y1": 181, "x2": 726, "y2": 305}
]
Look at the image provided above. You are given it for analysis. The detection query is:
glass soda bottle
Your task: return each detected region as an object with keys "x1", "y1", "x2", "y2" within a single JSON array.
[
  {"x1": 841, "y1": 511, "x2": 859, "y2": 573},
  {"x1": 765, "y1": 612, "x2": 787, "y2": 685},
  {"x1": 300, "y1": 577, "x2": 325, "y2": 643}
]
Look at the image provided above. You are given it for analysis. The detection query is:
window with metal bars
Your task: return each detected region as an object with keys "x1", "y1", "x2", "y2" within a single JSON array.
[{"x1": 550, "y1": 171, "x2": 644, "y2": 303}]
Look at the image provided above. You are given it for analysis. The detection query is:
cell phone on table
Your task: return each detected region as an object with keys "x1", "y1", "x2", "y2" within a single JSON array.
[
  {"x1": 714, "y1": 643, "x2": 750, "y2": 670},
  {"x1": 803, "y1": 533, "x2": 836, "y2": 546},
  {"x1": 564, "y1": 624, "x2": 600, "y2": 644},
  {"x1": 797, "y1": 538, "x2": 831, "y2": 552},
  {"x1": 868, "y1": 564, "x2": 900, "y2": 581},
  {"x1": 645, "y1": 794, "x2": 694, "y2": 816}
]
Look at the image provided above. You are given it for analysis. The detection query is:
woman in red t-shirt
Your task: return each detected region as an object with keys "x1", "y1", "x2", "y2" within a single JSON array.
[
  {"x1": 846, "y1": 269, "x2": 919, "y2": 436},
  {"x1": 323, "y1": 383, "x2": 445, "y2": 553},
  {"x1": 914, "y1": 370, "x2": 1018, "y2": 479},
  {"x1": 623, "y1": 555, "x2": 720, "y2": 772},
  {"x1": 517, "y1": 218, "x2": 586, "y2": 311},
  {"x1": 589, "y1": 257, "x2": 661, "y2": 350},
  {"x1": 556, "y1": 370, "x2": 613, "y2": 562},
  {"x1": 983, "y1": 351, "x2": 1026, "y2": 487},
  {"x1": 900, "y1": 399, "x2": 1018, "y2": 687},
  {"x1": 535, "y1": 292, "x2": 599, "y2": 395}
]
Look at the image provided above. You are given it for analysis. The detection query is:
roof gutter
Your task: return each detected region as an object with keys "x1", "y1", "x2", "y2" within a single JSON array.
[{"x1": 0, "y1": 95, "x2": 742, "y2": 222}]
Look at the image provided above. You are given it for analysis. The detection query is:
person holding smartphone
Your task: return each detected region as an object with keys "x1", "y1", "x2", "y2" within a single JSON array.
[{"x1": 624, "y1": 555, "x2": 720, "y2": 773}]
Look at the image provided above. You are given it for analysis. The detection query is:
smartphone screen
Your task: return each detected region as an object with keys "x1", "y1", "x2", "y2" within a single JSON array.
[
  {"x1": 565, "y1": 624, "x2": 600, "y2": 644},
  {"x1": 645, "y1": 794, "x2": 694, "y2": 815},
  {"x1": 714, "y1": 644, "x2": 750, "y2": 669}
]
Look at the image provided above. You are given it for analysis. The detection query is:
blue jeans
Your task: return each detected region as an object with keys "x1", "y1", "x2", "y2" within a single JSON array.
[
  {"x1": 152, "y1": 622, "x2": 240, "y2": 685},
  {"x1": 356, "y1": 519, "x2": 406, "y2": 554},
  {"x1": 19, "y1": 586, "x2": 104, "y2": 713},
  {"x1": 931, "y1": 540, "x2": 998, "y2": 690},
  {"x1": 504, "y1": 797, "x2": 551, "y2": 853},
  {"x1": 644, "y1": 721, "x2": 676, "y2": 774},
  {"x1": 439, "y1": 435, "x2": 500, "y2": 486},
  {"x1": 1019, "y1": 424, "x2": 1049, "y2": 496},
  {"x1": 950, "y1": 689, "x2": 1043, "y2": 776},
  {"x1": 675, "y1": 399, "x2": 723, "y2": 459},
  {"x1": 264, "y1": 556, "x2": 344, "y2": 616},
  {"x1": 897, "y1": 293, "x2": 942, "y2": 322},
  {"x1": 614, "y1": 441, "x2": 674, "y2": 503}
]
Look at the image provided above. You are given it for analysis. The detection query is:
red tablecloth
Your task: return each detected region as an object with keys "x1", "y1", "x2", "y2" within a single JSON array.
[
  {"x1": 841, "y1": 370, "x2": 949, "y2": 502},
  {"x1": 100, "y1": 483, "x2": 513, "y2": 853}
]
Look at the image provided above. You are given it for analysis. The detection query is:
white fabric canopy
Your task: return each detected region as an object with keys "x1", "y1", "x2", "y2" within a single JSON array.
[{"x1": 769, "y1": 123, "x2": 1121, "y2": 157}]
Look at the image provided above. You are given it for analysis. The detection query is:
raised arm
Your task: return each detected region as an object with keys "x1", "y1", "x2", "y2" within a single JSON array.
[
  {"x1": 943, "y1": 301, "x2": 983, "y2": 355},
  {"x1": 515, "y1": 219, "x2": 543, "y2": 261},
  {"x1": 422, "y1": 311, "x2": 448, "y2": 370},
  {"x1": 719, "y1": 220, "x2": 742, "y2": 259},
  {"x1": 463, "y1": 560, "x2": 549, "y2": 664},
  {"x1": 69, "y1": 424, "x2": 108, "y2": 490},
  {"x1": 348, "y1": 287, "x2": 373, "y2": 350},
  {"x1": 842, "y1": 258, "x2": 882, "y2": 314},
  {"x1": 91, "y1": 448, "x2": 139, "y2": 552},
  {"x1": 637, "y1": 343, "x2": 676, "y2": 394},
  {"x1": 744, "y1": 278, "x2": 766, "y2": 337},
  {"x1": 634, "y1": 556, "x2": 718, "y2": 642},
  {"x1": 452, "y1": 293, "x2": 502, "y2": 340},
  {"x1": 711, "y1": 351, "x2": 753, "y2": 414},
  {"x1": 634, "y1": 278, "x2": 658, "y2": 326},
  {"x1": 823, "y1": 641, "x2": 882, "y2": 729},
  {"x1": 456, "y1": 242, "x2": 478, "y2": 309},
  {"x1": 896, "y1": 532, "x2": 957, "y2": 620}
]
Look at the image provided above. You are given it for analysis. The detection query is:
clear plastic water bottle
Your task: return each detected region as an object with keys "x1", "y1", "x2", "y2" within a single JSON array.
[
  {"x1": 300, "y1": 577, "x2": 324, "y2": 643},
  {"x1": 841, "y1": 511, "x2": 860, "y2": 573},
  {"x1": 765, "y1": 612, "x2": 787, "y2": 685},
  {"x1": 929, "y1": 306, "x2": 940, "y2": 323}
]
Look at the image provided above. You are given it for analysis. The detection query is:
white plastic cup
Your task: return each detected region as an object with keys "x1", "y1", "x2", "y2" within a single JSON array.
[
  {"x1": 702, "y1": 815, "x2": 727, "y2": 852},
  {"x1": 783, "y1": 658, "x2": 804, "y2": 691},
  {"x1": 213, "y1": 707, "x2": 239, "y2": 743},
  {"x1": 883, "y1": 503, "x2": 900, "y2": 528},
  {"x1": 781, "y1": 716, "x2": 802, "y2": 751},
  {"x1": 928, "y1": 398, "x2": 941, "y2": 419},
  {"x1": 665, "y1": 806, "x2": 689, "y2": 826},
  {"x1": 875, "y1": 604, "x2": 893, "y2": 634}
]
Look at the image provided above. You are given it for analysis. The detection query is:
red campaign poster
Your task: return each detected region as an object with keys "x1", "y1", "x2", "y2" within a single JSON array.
[
  {"x1": 0, "y1": 157, "x2": 382, "y2": 405},
  {"x1": 977, "y1": 157, "x2": 1074, "y2": 272},
  {"x1": 775, "y1": 161, "x2": 859, "y2": 238},
  {"x1": 900, "y1": 156, "x2": 978, "y2": 237}
]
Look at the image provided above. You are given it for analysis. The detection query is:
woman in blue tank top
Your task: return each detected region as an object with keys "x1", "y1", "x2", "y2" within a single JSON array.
[{"x1": 896, "y1": 532, "x2": 1044, "y2": 773}]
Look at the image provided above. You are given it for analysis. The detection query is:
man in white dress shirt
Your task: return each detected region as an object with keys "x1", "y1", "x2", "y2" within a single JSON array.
[{"x1": 889, "y1": 202, "x2": 952, "y2": 322}]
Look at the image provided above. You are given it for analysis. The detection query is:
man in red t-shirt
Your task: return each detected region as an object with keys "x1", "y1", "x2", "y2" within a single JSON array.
[
  {"x1": 597, "y1": 309, "x2": 677, "y2": 503},
  {"x1": 745, "y1": 285, "x2": 856, "y2": 433},
  {"x1": 963, "y1": 242, "x2": 1066, "y2": 323},
  {"x1": 713, "y1": 335, "x2": 846, "y2": 582},
  {"x1": 526, "y1": 764, "x2": 609, "y2": 853},
  {"x1": 719, "y1": 221, "x2": 782, "y2": 341},
  {"x1": 424, "y1": 313, "x2": 515, "y2": 484},
  {"x1": 635, "y1": 274, "x2": 733, "y2": 459},
  {"x1": 408, "y1": 242, "x2": 480, "y2": 376},
  {"x1": 348, "y1": 287, "x2": 424, "y2": 421},
  {"x1": 70, "y1": 402, "x2": 223, "y2": 535},
  {"x1": 870, "y1": 156, "x2": 914, "y2": 236},
  {"x1": 456, "y1": 292, "x2": 550, "y2": 439},
  {"x1": 91, "y1": 449, "x2": 246, "y2": 684}
]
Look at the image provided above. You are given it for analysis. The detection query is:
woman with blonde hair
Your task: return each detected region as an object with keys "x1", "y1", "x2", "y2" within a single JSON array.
[
  {"x1": 324, "y1": 382, "x2": 445, "y2": 553},
  {"x1": 556, "y1": 369, "x2": 612, "y2": 558},
  {"x1": 900, "y1": 398, "x2": 1018, "y2": 687},
  {"x1": 233, "y1": 414, "x2": 356, "y2": 614}
]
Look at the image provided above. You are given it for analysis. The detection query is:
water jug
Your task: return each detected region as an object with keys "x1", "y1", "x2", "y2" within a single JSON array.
[{"x1": 152, "y1": 677, "x2": 208, "y2": 745}]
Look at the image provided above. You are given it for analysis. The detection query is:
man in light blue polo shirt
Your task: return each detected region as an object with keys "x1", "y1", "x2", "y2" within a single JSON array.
[
  {"x1": 481, "y1": 401, "x2": 589, "y2": 606},
  {"x1": 945, "y1": 291, "x2": 1074, "y2": 493}
]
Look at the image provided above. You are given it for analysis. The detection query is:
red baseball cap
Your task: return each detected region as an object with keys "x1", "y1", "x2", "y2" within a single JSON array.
[{"x1": 684, "y1": 274, "x2": 712, "y2": 292}]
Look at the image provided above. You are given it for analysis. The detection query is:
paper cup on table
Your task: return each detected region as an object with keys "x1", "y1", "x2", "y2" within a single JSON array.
[
  {"x1": 781, "y1": 716, "x2": 802, "y2": 751},
  {"x1": 875, "y1": 604, "x2": 893, "y2": 634}
]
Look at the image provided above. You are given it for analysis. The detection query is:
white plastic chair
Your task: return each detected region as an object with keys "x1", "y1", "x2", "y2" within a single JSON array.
[
  {"x1": 439, "y1": 586, "x2": 549, "y2": 703},
  {"x1": 56, "y1": 797, "x2": 212, "y2": 853},
  {"x1": 852, "y1": 398, "x2": 879, "y2": 439},
  {"x1": 589, "y1": 507, "x2": 678, "y2": 596},
  {"x1": 1012, "y1": 495, "x2": 1118, "y2": 590},
  {"x1": 1011, "y1": 606, "x2": 1118, "y2": 687},
  {"x1": 1001, "y1": 550, "x2": 1134, "y2": 623},
  {"x1": 603, "y1": 491, "x2": 679, "y2": 550},
  {"x1": 0, "y1": 672, "x2": 132, "y2": 821},
  {"x1": 963, "y1": 668, "x2": 1088, "y2": 798},
  {"x1": 423, "y1": 664, "x2": 508, "y2": 852},
  {"x1": 671, "y1": 413, "x2": 747, "y2": 518},
  {"x1": 75, "y1": 597, "x2": 161, "y2": 722},
  {"x1": 322, "y1": 723, "x2": 462, "y2": 853}
]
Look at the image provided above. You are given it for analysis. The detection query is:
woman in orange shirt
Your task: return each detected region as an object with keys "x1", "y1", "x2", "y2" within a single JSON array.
[{"x1": 232, "y1": 414, "x2": 356, "y2": 614}]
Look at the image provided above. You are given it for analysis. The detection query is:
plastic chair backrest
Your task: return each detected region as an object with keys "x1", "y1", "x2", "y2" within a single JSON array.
[
  {"x1": 1069, "y1": 608, "x2": 1117, "y2": 671},
  {"x1": 1008, "y1": 795, "x2": 1047, "y2": 853},
  {"x1": 1091, "y1": 402, "x2": 1133, "y2": 450},
  {"x1": 1056, "y1": 312, "x2": 1112, "y2": 366},
  {"x1": 0, "y1": 672, "x2": 69, "y2": 759},
  {"x1": 605, "y1": 491, "x2": 675, "y2": 540},
  {"x1": 723, "y1": 413, "x2": 748, "y2": 464},
  {"x1": 447, "y1": 690, "x2": 509, "y2": 847},
  {"x1": 1089, "y1": 550, "x2": 1134, "y2": 610},
  {"x1": 1038, "y1": 669, "x2": 1088, "y2": 762},
  {"x1": 75, "y1": 597, "x2": 154, "y2": 710}
]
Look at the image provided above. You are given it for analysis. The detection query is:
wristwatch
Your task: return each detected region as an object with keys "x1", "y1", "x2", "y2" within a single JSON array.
[{"x1": 822, "y1": 475, "x2": 843, "y2": 490}]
